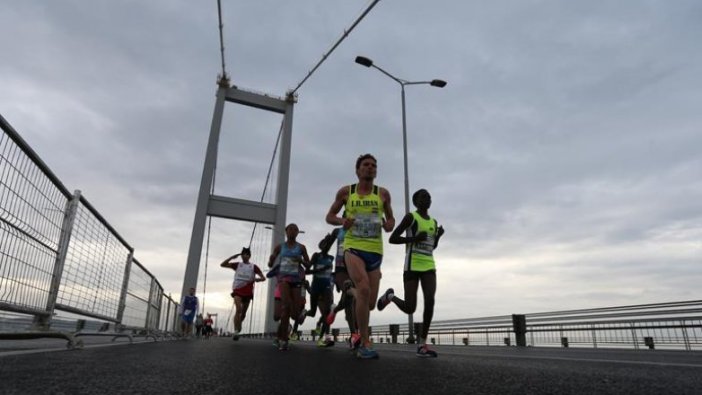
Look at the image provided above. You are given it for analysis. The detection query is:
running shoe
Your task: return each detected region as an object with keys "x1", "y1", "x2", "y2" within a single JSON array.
[
  {"x1": 376, "y1": 288, "x2": 394, "y2": 311},
  {"x1": 290, "y1": 332, "x2": 299, "y2": 341},
  {"x1": 315, "y1": 337, "x2": 333, "y2": 348},
  {"x1": 326, "y1": 305, "x2": 337, "y2": 326},
  {"x1": 272, "y1": 339, "x2": 280, "y2": 348},
  {"x1": 349, "y1": 333, "x2": 362, "y2": 351},
  {"x1": 278, "y1": 340, "x2": 289, "y2": 351},
  {"x1": 232, "y1": 330, "x2": 240, "y2": 341},
  {"x1": 356, "y1": 345, "x2": 379, "y2": 359},
  {"x1": 416, "y1": 344, "x2": 438, "y2": 358}
]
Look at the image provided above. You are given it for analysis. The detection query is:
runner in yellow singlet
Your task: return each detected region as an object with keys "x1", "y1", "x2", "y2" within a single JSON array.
[
  {"x1": 325, "y1": 153, "x2": 395, "y2": 359},
  {"x1": 377, "y1": 189, "x2": 445, "y2": 357}
]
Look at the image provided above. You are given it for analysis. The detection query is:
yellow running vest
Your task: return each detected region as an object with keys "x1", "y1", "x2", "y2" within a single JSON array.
[
  {"x1": 404, "y1": 211, "x2": 437, "y2": 272},
  {"x1": 343, "y1": 184, "x2": 384, "y2": 255}
]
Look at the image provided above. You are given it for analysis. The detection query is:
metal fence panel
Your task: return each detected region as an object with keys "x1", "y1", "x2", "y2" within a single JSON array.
[
  {"x1": 55, "y1": 199, "x2": 131, "y2": 321},
  {"x1": 0, "y1": 118, "x2": 70, "y2": 315},
  {"x1": 121, "y1": 260, "x2": 152, "y2": 328},
  {"x1": 2, "y1": 114, "x2": 177, "y2": 338}
]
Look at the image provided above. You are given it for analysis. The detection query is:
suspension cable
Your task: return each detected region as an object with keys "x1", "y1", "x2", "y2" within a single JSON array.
[
  {"x1": 202, "y1": 215, "x2": 213, "y2": 313},
  {"x1": 249, "y1": 119, "x2": 285, "y2": 333},
  {"x1": 289, "y1": 0, "x2": 381, "y2": 95},
  {"x1": 216, "y1": 0, "x2": 229, "y2": 83},
  {"x1": 202, "y1": 134, "x2": 219, "y2": 313},
  {"x1": 248, "y1": 118, "x2": 284, "y2": 247}
]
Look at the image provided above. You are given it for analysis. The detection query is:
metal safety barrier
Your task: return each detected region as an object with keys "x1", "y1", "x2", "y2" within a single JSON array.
[
  {"x1": 328, "y1": 300, "x2": 702, "y2": 351},
  {"x1": 0, "y1": 113, "x2": 179, "y2": 348}
]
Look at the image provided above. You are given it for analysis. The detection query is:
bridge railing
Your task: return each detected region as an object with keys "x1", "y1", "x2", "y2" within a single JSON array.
[
  {"x1": 328, "y1": 300, "x2": 702, "y2": 351},
  {"x1": 0, "y1": 113, "x2": 178, "y2": 345}
]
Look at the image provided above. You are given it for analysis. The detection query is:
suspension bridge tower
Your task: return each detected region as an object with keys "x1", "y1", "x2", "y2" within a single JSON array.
[{"x1": 180, "y1": 75, "x2": 296, "y2": 335}]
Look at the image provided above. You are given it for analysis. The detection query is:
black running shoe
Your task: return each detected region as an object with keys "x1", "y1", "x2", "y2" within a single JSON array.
[{"x1": 376, "y1": 288, "x2": 394, "y2": 311}]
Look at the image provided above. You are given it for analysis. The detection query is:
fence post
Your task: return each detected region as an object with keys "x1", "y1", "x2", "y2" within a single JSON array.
[
  {"x1": 154, "y1": 289, "x2": 163, "y2": 332},
  {"x1": 512, "y1": 314, "x2": 527, "y2": 347},
  {"x1": 116, "y1": 250, "x2": 135, "y2": 326},
  {"x1": 389, "y1": 324, "x2": 400, "y2": 344},
  {"x1": 144, "y1": 277, "x2": 156, "y2": 331},
  {"x1": 33, "y1": 190, "x2": 81, "y2": 330},
  {"x1": 591, "y1": 323, "x2": 598, "y2": 349},
  {"x1": 163, "y1": 296, "x2": 172, "y2": 334},
  {"x1": 681, "y1": 320, "x2": 692, "y2": 351}
]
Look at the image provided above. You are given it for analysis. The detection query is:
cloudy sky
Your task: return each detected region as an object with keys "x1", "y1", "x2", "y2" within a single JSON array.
[{"x1": 2, "y1": 1, "x2": 701, "y2": 333}]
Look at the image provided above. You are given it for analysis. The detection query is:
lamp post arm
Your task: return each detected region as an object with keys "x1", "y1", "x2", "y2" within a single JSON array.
[{"x1": 371, "y1": 64, "x2": 404, "y2": 85}]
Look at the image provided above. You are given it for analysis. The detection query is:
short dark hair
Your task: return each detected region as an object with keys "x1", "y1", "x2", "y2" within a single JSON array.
[
  {"x1": 241, "y1": 247, "x2": 251, "y2": 255},
  {"x1": 356, "y1": 153, "x2": 377, "y2": 169},
  {"x1": 412, "y1": 189, "x2": 429, "y2": 206}
]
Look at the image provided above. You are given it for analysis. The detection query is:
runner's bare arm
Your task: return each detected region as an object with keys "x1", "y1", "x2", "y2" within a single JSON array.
[
  {"x1": 254, "y1": 266, "x2": 266, "y2": 282},
  {"x1": 434, "y1": 225, "x2": 445, "y2": 248},
  {"x1": 326, "y1": 186, "x2": 354, "y2": 229},
  {"x1": 388, "y1": 213, "x2": 418, "y2": 244},
  {"x1": 220, "y1": 253, "x2": 240, "y2": 268},
  {"x1": 380, "y1": 187, "x2": 395, "y2": 232},
  {"x1": 300, "y1": 244, "x2": 311, "y2": 270},
  {"x1": 269, "y1": 245, "x2": 281, "y2": 268}
]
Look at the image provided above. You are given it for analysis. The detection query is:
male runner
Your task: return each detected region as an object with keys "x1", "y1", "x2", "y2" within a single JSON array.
[
  {"x1": 179, "y1": 287, "x2": 199, "y2": 338},
  {"x1": 326, "y1": 153, "x2": 395, "y2": 359}
]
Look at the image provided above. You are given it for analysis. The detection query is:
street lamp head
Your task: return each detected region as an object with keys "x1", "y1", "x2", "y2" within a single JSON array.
[
  {"x1": 355, "y1": 56, "x2": 373, "y2": 68},
  {"x1": 430, "y1": 79, "x2": 447, "y2": 88}
]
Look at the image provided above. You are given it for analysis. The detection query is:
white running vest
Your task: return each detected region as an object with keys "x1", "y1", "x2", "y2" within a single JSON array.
[{"x1": 233, "y1": 262, "x2": 255, "y2": 290}]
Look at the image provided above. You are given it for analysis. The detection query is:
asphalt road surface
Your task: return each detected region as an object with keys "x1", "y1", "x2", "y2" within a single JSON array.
[{"x1": 1, "y1": 337, "x2": 700, "y2": 394}]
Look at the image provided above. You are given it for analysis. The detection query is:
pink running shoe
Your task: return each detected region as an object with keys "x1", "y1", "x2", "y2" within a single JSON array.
[{"x1": 349, "y1": 333, "x2": 362, "y2": 351}]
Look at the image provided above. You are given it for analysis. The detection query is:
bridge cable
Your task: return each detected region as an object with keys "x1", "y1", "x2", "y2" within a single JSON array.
[
  {"x1": 243, "y1": 118, "x2": 283, "y2": 333},
  {"x1": 247, "y1": 118, "x2": 284, "y2": 248},
  {"x1": 289, "y1": 0, "x2": 381, "y2": 95},
  {"x1": 216, "y1": 0, "x2": 229, "y2": 83}
]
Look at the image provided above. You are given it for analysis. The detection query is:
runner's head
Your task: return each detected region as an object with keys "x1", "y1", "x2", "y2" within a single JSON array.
[
  {"x1": 241, "y1": 247, "x2": 251, "y2": 261},
  {"x1": 412, "y1": 189, "x2": 431, "y2": 210},
  {"x1": 355, "y1": 153, "x2": 377, "y2": 181},
  {"x1": 189, "y1": 287, "x2": 196, "y2": 296},
  {"x1": 285, "y1": 223, "x2": 299, "y2": 240}
]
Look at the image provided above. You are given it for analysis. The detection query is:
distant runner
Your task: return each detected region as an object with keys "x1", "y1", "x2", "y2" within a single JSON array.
[{"x1": 220, "y1": 247, "x2": 265, "y2": 340}]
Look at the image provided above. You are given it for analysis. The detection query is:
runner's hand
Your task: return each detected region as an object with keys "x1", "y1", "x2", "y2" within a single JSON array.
[
  {"x1": 382, "y1": 218, "x2": 393, "y2": 232},
  {"x1": 437, "y1": 226, "x2": 445, "y2": 237},
  {"x1": 342, "y1": 217, "x2": 355, "y2": 230}
]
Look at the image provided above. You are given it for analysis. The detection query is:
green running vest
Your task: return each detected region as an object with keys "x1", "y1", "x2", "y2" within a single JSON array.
[
  {"x1": 343, "y1": 184, "x2": 384, "y2": 255},
  {"x1": 404, "y1": 211, "x2": 438, "y2": 272}
]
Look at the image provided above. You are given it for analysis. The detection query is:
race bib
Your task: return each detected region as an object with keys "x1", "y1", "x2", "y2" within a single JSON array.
[
  {"x1": 352, "y1": 213, "x2": 381, "y2": 238},
  {"x1": 279, "y1": 256, "x2": 300, "y2": 276},
  {"x1": 414, "y1": 235, "x2": 435, "y2": 256}
]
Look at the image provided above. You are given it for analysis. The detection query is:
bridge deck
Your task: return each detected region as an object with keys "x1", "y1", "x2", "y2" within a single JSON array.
[{"x1": 1, "y1": 337, "x2": 701, "y2": 394}]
